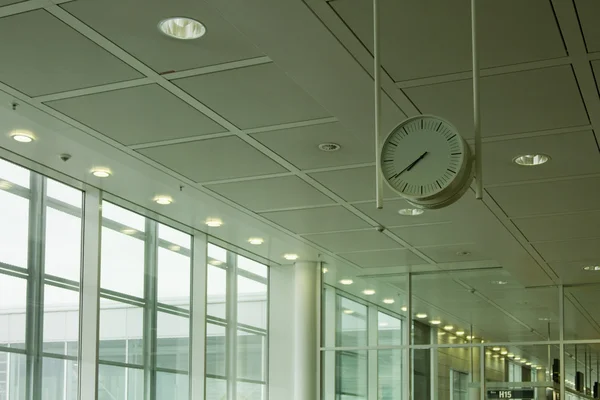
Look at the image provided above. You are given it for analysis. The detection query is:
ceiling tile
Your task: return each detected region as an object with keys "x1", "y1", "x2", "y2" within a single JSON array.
[
  {"x1": 250, "y1": 122, "x2": 373, "y2": 170},
  {"x1": 390, "y1": 222, "x2": 478, "y2": 247},
  {"x1": 310, "y1": 166, "x2": 399, "y2": 202},
  {"x1": 332, "y1": 0, "x2": 565, "y2": 81},
  {"x1": 352, "y1": 197, "x2": 465, "y2": 227},
  {"x1": 482, "y1": 131, "x2": 600, "y2": 185},
  {"x1": 575, "y1": 0, "x2": 600, "y2": 52},
  {"x1": 404, "y1": 66, "x2": 588, "y2": 139},
  {"x1": 339, "y1": 248, "x2": 426, "y2": 268},
  {"x1": 137, "y1": 136, "x2": 287, "y2": 182},
  {"x1": 260, "y1": 206, "x2": 370, "y2": 234},
  {"x1": 534, "y1": 238, "x2": 600, "y2": 263},
  {"x1": 0, "y1": 0, "x2": 23, "y2": 5},
  {"x1": 46, "y1": 85, "x2": 225, "y2": 145},
  {"x1": 512, "y1": 210, "x2": 600, "y2": 243},
  {"x1": 62, "y1": 0, "x2": 263, "y2": 74},
  {"x1": 0, "y1": 10, "x2": 141, "y2": 96},
  {"x1": 303, "y1": 230, "x2": 402, "y2": 253},
  {"x1": 206, "y1": 176, "x2": 333, "y2": 212},
  {"x1": 173, "y1": 63, "x2": 331, "y2": 129},
  {"x1": 487, "y1": 177, "x2": 600, "y2": 217},
  {"x1": 416, "y1": 243, "x2": 490, "y2": 263}
]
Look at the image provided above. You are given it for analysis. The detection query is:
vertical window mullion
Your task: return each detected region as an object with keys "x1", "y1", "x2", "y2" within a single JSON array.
[
  {"x1": 226, "y1": 251, "x2": 238, "y2": 400},
  {"x1": 25, "y1": 173, "x2": 46, "y2": 400},
  {"x1": 367, "y1": 305, "x2": 378, "y2": 400},
  {"x1": 143, "y1": 219, "x2": 158, "y2": 400},
  {"x1": 191, "y1": 233, "x2": 207, "y2": 400}
]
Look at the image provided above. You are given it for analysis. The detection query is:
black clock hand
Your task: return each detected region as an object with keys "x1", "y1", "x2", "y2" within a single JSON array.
[{"x1": 406, "y1": 151, "x2": 428, "y2": 172}]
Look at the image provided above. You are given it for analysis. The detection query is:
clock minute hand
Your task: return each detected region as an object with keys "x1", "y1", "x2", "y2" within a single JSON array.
[{"x1": 404, "y1": 151, "x2": 428, "y2": 173}]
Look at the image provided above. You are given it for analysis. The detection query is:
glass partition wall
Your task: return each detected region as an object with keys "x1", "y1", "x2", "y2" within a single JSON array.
[{"x1": 0, "y1": 157, "x2": 269, "y2": 400}]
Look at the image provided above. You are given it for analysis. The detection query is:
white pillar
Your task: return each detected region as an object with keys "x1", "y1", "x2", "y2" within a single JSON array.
[{"x1": 293, "y1": 262, "x2": 320, "y2": 400}]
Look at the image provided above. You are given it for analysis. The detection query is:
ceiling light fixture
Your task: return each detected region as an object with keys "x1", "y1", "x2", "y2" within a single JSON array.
[
  {"x1": 10, "y1": 130, "x2": 35, "y2": 143},
  {"x1": 209, "y1": 259, "x2": 224, "y2": 266},
  {"x1": 491, "y1": 280, "x2": 508, "y2": 285},
  {"x1": 322, "y1": 268, "x2": 328, "y2": 274},
  {"x1": 526, "y1": 362, "x2": 532, "y2": 366},
  {"x1": 379, "y1": 322, "x2": 389, "y2": 327},
  {"x1": 398, "y1": 208, "x2": 424, "y2": 216},
  {"x1": 154, "y1": 195, "x2": 172, "y2": 205},
  {"x1": 507, "y1": 353, "x2": 515, "y2": 358},
  {"x1": 514, "y1": 357, "x2": 521, "y2": 361},
  {"x1": 339, "y1": 279, "x2": 353, "y2": 285},
  {"x1": 318, "y1": 142, "x2": 341, "y2": 152},
  {"x1": 430, "y1": 320, "x2": 441, "y2": 325},
  {"x1": 501, "y1": 350, "x2": 508, "y2": 355},
  {"x1": 363, "y1": 289, "x2": 376, "y2": 295},
  {"x1": 493, "y1": 354, "x2": 499, "y2": 358},
  {"x1": 248, "y1": 237, "x2": 264, "y2": 245},
  {"x1": 0, "y1": 181, "x2": 12, "y2": 190},
  {"x1": 401, "y1": 306, "x2": 408, "y2": 312},
  {"x1": 466, "y1": 335, "x2": 473, "y2": 340},
  {"x1": 415, "y1": 313, "x2": 427, "y2": 319},
  {"x1": 283, "y1": 254, "x2": 299, "y2": 261},
  {"x1": 521, "y1": 359, "x2": 527, "y2": 364},
  {"x1": 438, "y1": 331, "x2": 445, "y2": 336},
  {"x1": 168, "y1": 245, "x2": 181, "y2": 252},
  {"x1": 158, "y1": 17, "x2": 206, "y2": 40},
  {"x1": 583, "y1": 265, "x2": 600, "y2": 271},
  {"x1": 486, "y1": 351, "x2": 492, "y2": 355},
  {"x1": 492, "y1": 347, "x2": 501, "y2": 351},
  {"x1": 455, "y1": 331, "x2": 465, "y2": 336},
  {"x1": 205, "y1": 218, "x2": 222, "y2": 227},
  {"x1": 537, "y1": 366, "x2": 543, "y2": 370},
  {"x1": 444, "y1": 325, "x2": 454, "y2": 331},
  {"x1": 121, "y1": 228, "x2": 137, "y2": 235},
  {"x1": 513, "y1": 154, "x2": 550, "y2": 167},
  {"x1": 343, "y1": 309, "x2": 354, "y2": 315},
  {"x1": 91, "y1": 167, "x2": 112, "y2": 178},
  {"x1": 383, "y1": 298, "x2": 395, "y2": 304},
  {"x1": 539, "y1": 317, "x2": 551, "y2": 321},
  {"x1": 456, "y1": 251, "x2": 471, "y2": 256}
]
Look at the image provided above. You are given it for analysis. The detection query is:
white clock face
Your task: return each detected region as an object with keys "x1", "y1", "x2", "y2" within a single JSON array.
[{"x1": 380, "y1": 115, "x2": 470, "y2": 202}]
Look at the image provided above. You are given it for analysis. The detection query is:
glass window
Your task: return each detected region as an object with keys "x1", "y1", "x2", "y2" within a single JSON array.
[
  {"x1": 237, "y1": 275, "x2": 267, "y2": 329},
  {"x1": 156, "y1": 371, "x2": 189, "y2": 400},
  {"x1": 157, "y1": 247, "x2": 190, "y2": 308},
  {"x1": 236, "y1": 381, "x2": 265, "y2": 400},
  {"x1": 0, "y1": 275, "x2": 27, "y2": 345},
  {"x1": 41, "y1": 357, "x2": 77, "y2": 400},
  {"x1": 98, "y1": 299, "x2": 143, "y2": 366},
  {"x1": 43, "y1": 285, "x2": 79, "y2": 356},
  {"x1": 207, "y1": 265, "x2": 227, "y2": 320},
  {"x1": 101, "y1": 201, "x2": 145, "y2": 232},
  {"x1": 237, "y1": 330, "x2": 265, "y2": 381},
  {"x1": 451, "y1": 369, "x2": 468, "y2": 400},
  {"x1": 206, "y1": 378, "x2": 227, "y2": 400},
  {"x1": 237, "y1": 255, "x2": 268, "y2": 278},
  {"x1": 337, "y1": 296, "x2": 367, "y2": 348},
  {"x1": 206, "y1": 324, "x2": 227, "y2": 378},
  {"x1": 0, "y1": 159, "x2": 30, "y2": 188},
  {"x1": 46, "y1": 179, "x2": 81, "y2": 209},
  {"x1": 44, "y1": 207, "x2": 82, "y2": 281},
  {"x1": 0, "y1": 352, "x2": 26, "y2": 400},
  {"x1": 156, "y1": 312, "x2": 189, "y2": 371},
  {"x1": 0, "y1": 190, "x2": 29, "y2": 269},
  {"x1": 98, "y1": 364, "x2": 143, "y2": 400},
  {"x1": 100, "y1": 225, "x2": 145, "y2": 298}
]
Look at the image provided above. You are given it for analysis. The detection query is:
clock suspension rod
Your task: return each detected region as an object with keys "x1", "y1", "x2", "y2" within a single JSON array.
[
  {"x1": 472, "y1": 0, "x2": 483, "y2": 200},
  {"x1": 373, "y1": 0, "x2": 383, "y2": 209}
]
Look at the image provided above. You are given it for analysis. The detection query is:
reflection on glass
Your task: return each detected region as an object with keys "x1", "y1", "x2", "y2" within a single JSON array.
[
  {"x1": 156, "y1": 371, "x2": 189, "y2": 400},
  {"x1": 43, "y1": 285, "x2": 79, "y2": 356},
  {"x1": 0, "y1": 190, "x2": 29, "y2": 268},
  {"x1": 207, "y1": 265, "x2": 227, "y2": 319},
  {"x1": 337, "y1": 296, "x2": 367, "y2": 347},
  {"x1": 206, "y1": 378, "x2": 227, "y2": 400},
  {"x1": 338, "y1": 350, "x2": 367, "y2": 400},
  {"x1": 158, "y1": 223, "x2": 190, "y2": 249},
  {"x1": 156, "y1": 312, "x2": 189, "y2": 372},
  {"x1": 98, "y1": 364, "x2": 143, "y2": 400},
  {"x1": 42, "y1": 357, "x2": 77, "y2": 400},
  {"x1": 378, "y1": 312, "x2": 402, "y2": 400},
  {"x1": 237, "y1": 275, "x2": 267, "y2": 329},
  {"x1": 157, "y1": 247, "x2": 190, "y2": 308},
  {"x1": 0, "y1": 158, "x2": 30, "y2": 188},
  {"x1": 206, "y1": 324, "x2": 226, "y2": 377},
  {"x1": 46, "y1": 179, "x2": 82, "y2": 209},
  {"x1": 0, "y1": 275, "x2": 27, "y2": 346},
  {"x1": 237, "y1": 330, "x2": 265, "y2": 381},
  {"x1": 100, "y1": 226, "x2": 145, "y2": 298},
  {"x1": 101, "y1": 201, "x2": 145, "y2": 232},
  {"x1": 44, "y1": 207, "x2": 81, "y2": 281},
  {"x1": 237, "y1": 255, "x2": 268, "y2": 278},
  {"x1": 0, "y1": 352, "x2": 26, "y2": 400},
  {"x1": 208, "y1": 243, "x2": 227, "y2": 265},
  {"x1": 98, "y1": 299, "x2": 143, "y2": 365}
]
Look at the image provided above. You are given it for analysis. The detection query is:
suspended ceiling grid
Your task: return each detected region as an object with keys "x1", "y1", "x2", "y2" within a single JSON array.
[{"x1": 0, "y1": 0, "x2": 599, "y2": 342}]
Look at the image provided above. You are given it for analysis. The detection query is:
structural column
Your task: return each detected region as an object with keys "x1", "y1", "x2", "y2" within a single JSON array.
[{"x1": 293, "y1": 262, "x2": 320, "y2": 400}]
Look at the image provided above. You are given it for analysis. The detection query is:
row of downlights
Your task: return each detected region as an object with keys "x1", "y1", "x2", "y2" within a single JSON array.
[
  {"x1": 8, "y1": 131, "x2": 301, "y2": 260},
  {"x1": 486, "y1": 347, "x2": 543, "y2": 370}
]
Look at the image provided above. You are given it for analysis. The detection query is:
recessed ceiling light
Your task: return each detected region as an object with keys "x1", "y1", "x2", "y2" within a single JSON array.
[
  {"x1": 10, "y1": 130, "x2": 35, "y2": 143},
  {"x1": 121, "y1": 228, "x2": 137, "y2": 235},
  {"x1": 539, "y1": 317, "x2": 551, "y2": 321},
  {"x1": 318, "y1": 142, "x2": 341, "y2": 152},
  {"x1": 437, "y1": 331, "x2": 445, "y2": 336},
  {"x1": 521, "y1": 359, "x2": 527, "y2": 364},
  {"x1": 248, "y1": 237, "x2": 264, "y2": 245},
  {"x1": 343, "y1": 309, "x2": 354, "y2": 315},
  {"x1": 492, "y1": 347, "x2": 501, "y2": 351},
  {"x1": 491, "y1": 280, "x2": 508, "y2": 285},
  {"x1": 507, "y1": 353, "x2": 515, "y2": 358},
  {"x1": 209, "y1": 259, "x2": 224, "y2": 266},
  {"x1": 466, "y1": 335, "x2": 474, "y2": 340},
  {"x1": 205, "y1": 218, "x2": 222, "y2": 227},
  {"x1": 415, "y1": 313, "x2": 427, "y2": 319},
  {"x1": 444, "y1": 325, "x2": 454, "y2": 331},
  {"x1": 383, "y1": 298, "x2": 395, "y2": 304},
  {"x1": 168, "y1": 245, "x2": 181, "y2": 252},
  {"x1": 339, "y1": 279, "x2": 353, "y2": 285},
  {"x1": 398, "y1": 208, "x2": 424, "y2": 216},
  {"x1": 322, "y1": 267, "x2": 328, "y2": 274},
  {"x1": 514, "y1": 357, "x2": 521, "y2": 361},
  {"x1": 363, "y1": 289, "x2": 376, "y2": 295},
  {"x1": 154, "y1": 195, "x2": 172, "y2": 205},
  {"x1": 401, "y1": 306, "x2": 408, "y2": 312},
  {"x1": 379, "y1": 322, "x2": 389, "y2": 327},
  {"x1": 486, "y1": 351, "x2": 492, "y2": 355},
  {"x1": 526, "y1": 362, "x2": 532, "y2": 366},
  {"x1": 583, "y1": 265, "x2": 600, "y2": 271},
  {"x1": 493, "y1": 354, "x2": 499, "y2": 358},
  {"x1": 501, "y1": 350, "x2": 508, "y2": 355},
  {"x1": 455, "y1": 331, "x2": 465, "y2": 336},
  {"x1": 430, "y1": 320, "x2": 441, "y2": 325},
  {"x1": 456, "y1": 251, "x2": 471, "y2": 256},
  {"x1": 91, "y1": 167, "x2": 111, "y2": 178},
  {"x1": 158, "y1": 17, "x2": 206, "y2": 40},
  {"x1": 513, "y1": 154, "x2": 550, "y2": 167},
  {"x1": 536, "y1": 366, "x2": 543, "y2": 370},
  {"x1": 283, "y1": 253, "x2": 299, "y2": 261}
]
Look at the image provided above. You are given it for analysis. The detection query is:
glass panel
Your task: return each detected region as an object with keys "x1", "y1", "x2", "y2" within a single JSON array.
[
  {"x1": 337, "y1": 350, "x2": 367, "y2": 400},
  {"x1": 378, "y1": 349, "x2": 402, "y2": 400},
  {"x1": 99, "y1": 299, "x2": 143, "y2": 365},
  {"x1": 43, "y1": 285, "x2": 79, "y2": 355},
  {"x1": 0, "y1": 275, "x2": 27, "y2": 346},
  {"x1": 156, "y1": 371, "x2": 189, "y2": 400},
  {"x1": 156, "y1": 312, "x2": 189, "y2": 371},
  {"x1": 378, "y1": 312, "x2": 401, "y2": 346},
  {"x1": 101, "y1": 201, "x2": 145, "y2": 232},
  {"x1": 206, "y1": 377, "x2": 227, "y2": 400},
  {"x1": 0, "y1": 190, "x2": 29, "y2": 268},
  {"x1": 98, "y1": 364, "x2": 144, "y2": 400},
  {"x1": 100, "y1": 226, "x2": 145, "y2": 298},
  {"x1": 206, "y1": 324, "x2": 226, "y2": 377},
  {"x1": 207, "y1": 265, "x2": 227, "y2": 319},
  {"x1": 237, "y1": 275, "x2": 267, "y2": 329},
  {"x1": 0, "y1": 159, "x2": 30, "y2": 188},
  {"x1": 237, "y1": 330, "x2": 265, "y2": 382},
  {"x1": 337, "y1": 296, "x2": 367, "y2": 347},
  {"x1": 44, "y1": 207, "x2": 82, "y2": 281},
  {"x1": 158, "y1": 223, "x2": 190, "y2": 249},
  {"x1": 46, "y1": 179, "x2": 81, "y2": 208},
  {"x1": 41, "y1": 357, "x2": 77, "y2": 400},
  {"x1": 237, "y1": 255, "x2": 268, "y2": 278},
  {"x1": 157, "y1": 247, "x2": 190, "y2": 309},
  {"x1": 208, "y1": 243, "x2": 227, "y2": 265},
  {"x1": 0, "y1": 352, "x2": 26, "y2": 400},
  {"x1": 236, "y1": 381, "x2": 265, "y2": 400}
]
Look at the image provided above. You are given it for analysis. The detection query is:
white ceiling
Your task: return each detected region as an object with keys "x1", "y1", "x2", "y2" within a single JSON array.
[{"x1": 0, "y1": 0, "x2": 599, "y2": 347}]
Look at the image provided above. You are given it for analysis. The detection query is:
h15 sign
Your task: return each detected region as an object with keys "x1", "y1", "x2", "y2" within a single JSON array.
[{"x1": 487, "y1": 389, "x2": 535, "y2": 399}]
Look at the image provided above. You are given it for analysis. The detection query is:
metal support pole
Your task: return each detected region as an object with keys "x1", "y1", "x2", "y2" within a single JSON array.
[
  {"x1": 226, "y1": 250, "x2": 238, "y2": 400},
  {"x1": 373, "y1": 0, "x2": 383, "y2": 209},
  {"x1": 480, "y1": 344, "x2": 485, "y2": 400},
  {"x1": 471, "y1": 0, "x2": 483, "y2": 200},
  {"x1": 190, "y1": 233, "x2": 208, "y2": 400},
  {"x1": 548, "y1": 322, "x2": 552, "y2": 383},
  {"x1": 403, "y1": 274, "x2": 412, "y2": 400},
  {"x1": 143, "y1": 220, "x2": 158, "y2": 400},
  {"x1": 559, "y1": 285, "x2": 565, "y2": 400}
]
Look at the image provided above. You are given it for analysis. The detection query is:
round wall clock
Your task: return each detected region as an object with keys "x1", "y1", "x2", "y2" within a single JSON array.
[{"x1": 380, "y1": 115, "x2": 474, "y2": 209}]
